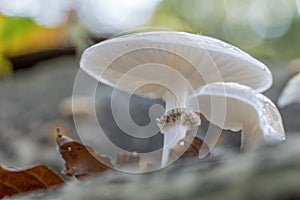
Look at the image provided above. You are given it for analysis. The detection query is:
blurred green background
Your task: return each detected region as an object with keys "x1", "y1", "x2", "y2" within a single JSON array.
[{"x1": 0, "y1": 0, "x2": 299, "y2": 75}]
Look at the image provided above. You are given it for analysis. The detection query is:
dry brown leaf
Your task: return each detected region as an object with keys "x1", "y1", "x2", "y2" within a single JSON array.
[
  {"x1": 0, "y1": 165, "x2": 64, "y2": 198},
  {"x1": 56, "y1": 128, "x2": 210, "y2": 178},
  {"x1": 170, "y1": 135, "x2": 210, "y2": 160},
  {"x1": 56, "y1": 129, "x2": 113, "y2": 180},
  {"x1": 116, "y1": 152, "x2": 140, "y2": 168},
  {"x1": 116, "y1": 152, "x2": 158, "y2": 171}
]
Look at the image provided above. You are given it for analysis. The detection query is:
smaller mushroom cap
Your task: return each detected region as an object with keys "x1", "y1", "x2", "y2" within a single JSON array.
[
  {"x1": 188, "y1": 82, "x2": 285, "y2": 147},
  {"x1": 278, "y1": 73, "x2": 300, "y2": 108}
]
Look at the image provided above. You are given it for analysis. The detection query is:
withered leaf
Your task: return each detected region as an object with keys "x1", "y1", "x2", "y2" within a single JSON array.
[
  {"x1": 116, "y1": 152, "x2": 140, "y2": 168},
  {"x1": 169, "y1": 135, "x2": 210, "y2": 160},
  {"x1": 56, "y1": 129, "x2": 113, "y2": 180},
  {"x1": 0, "y1": 165, "x2": 64, "y2": 198},
  {"x1": 116, "y1": 152, "x2": 157, "y2": 171}
]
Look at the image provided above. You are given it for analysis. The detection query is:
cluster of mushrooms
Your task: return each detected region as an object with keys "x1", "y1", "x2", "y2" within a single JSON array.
[{"x1": 79, "y1": 31, "x2": 285, "y2": 167}]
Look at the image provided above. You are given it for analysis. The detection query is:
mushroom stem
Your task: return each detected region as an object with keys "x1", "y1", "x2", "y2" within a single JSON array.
[
  {"x1": 161, "y1": 90, "x2": 186, "y2": 167},
  {"x1": 157, "y1": 91, "x2": 200, "y2": 167},
  {"x1": 241, "y1": 116, "x2": 261, "y2": 148},
  {"x1": 161, "y1": 123, "x2": 188, "y2": 166}
]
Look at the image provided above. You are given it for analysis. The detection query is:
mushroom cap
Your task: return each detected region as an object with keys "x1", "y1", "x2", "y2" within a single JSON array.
[
  {"x1": 278, "y1": 72, "x2": 300, "y2": 108},
  {"x1": 80, "y1": 31, "x2": 272, "y2": 98},
  {"x1": 188, "y1": 82, "x2": 285, "y2": 147}
]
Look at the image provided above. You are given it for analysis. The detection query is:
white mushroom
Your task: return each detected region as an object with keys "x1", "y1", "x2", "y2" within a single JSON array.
[
  {"x1": 278, "y1": 73, "x2": 300, "y2": 108},
  {"x1": 79, "y1": 31, "x2": 272, "y2": 166},
  {"x1": 188, "y1": 82, "x2": 285, "y2": 148}
]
